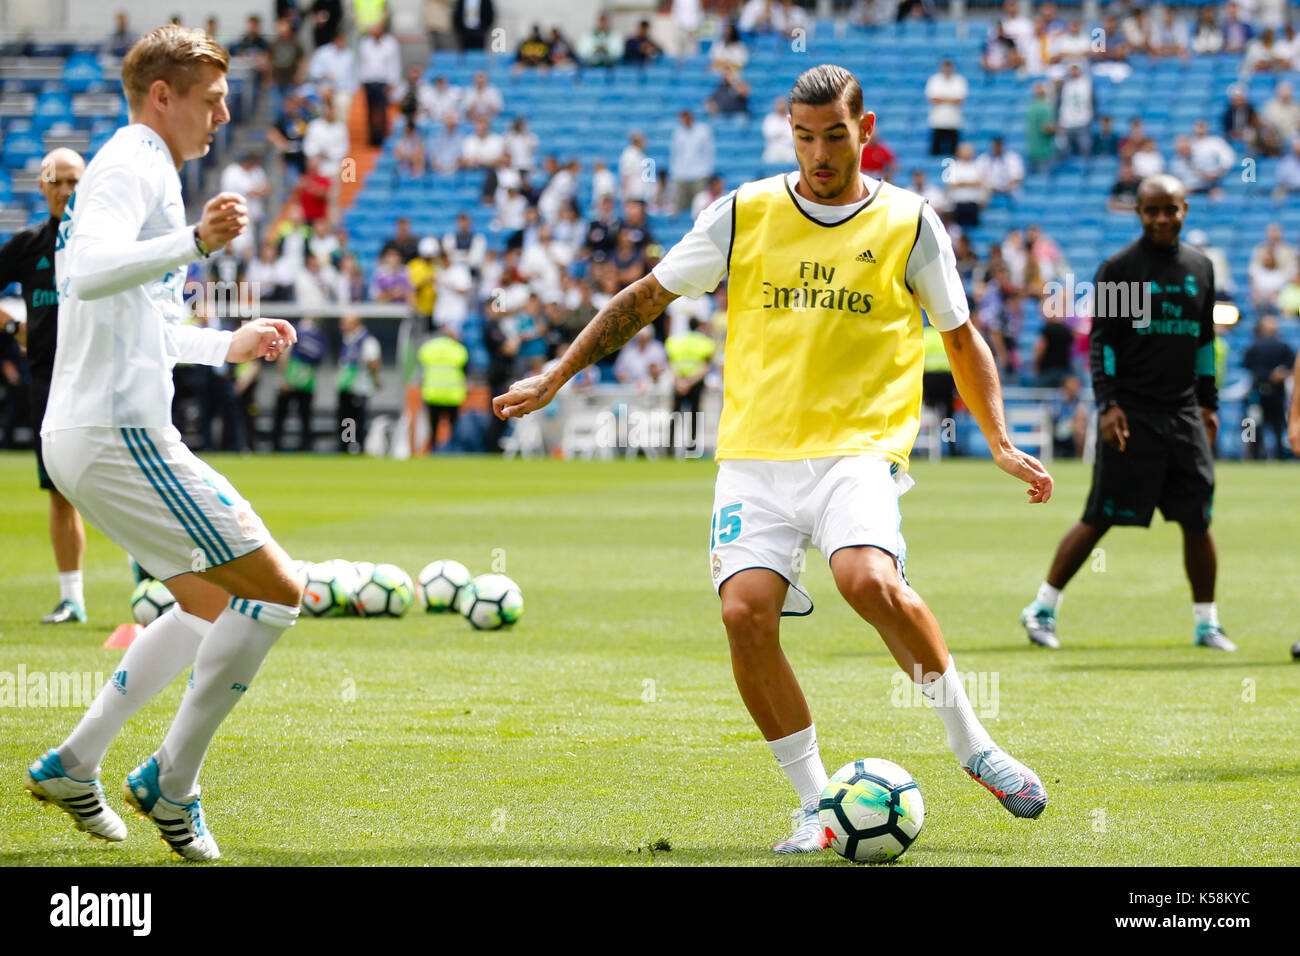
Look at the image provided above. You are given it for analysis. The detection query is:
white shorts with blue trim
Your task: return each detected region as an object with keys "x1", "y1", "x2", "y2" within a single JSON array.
[
  {"x1": 42, "y1": 426, "x2": 270, "y2": 581},
  {"x1": 708, "y1": 455, "x2": 914, "y2": 616}
]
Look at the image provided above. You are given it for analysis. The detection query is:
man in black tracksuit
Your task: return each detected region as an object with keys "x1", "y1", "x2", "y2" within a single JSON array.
[
  {"x1": 1020, "y1": 174, "x2": 1234, "y2": 651},
  {"x1": 0, "y1": 148, "x2": 89, "y2": 624}
]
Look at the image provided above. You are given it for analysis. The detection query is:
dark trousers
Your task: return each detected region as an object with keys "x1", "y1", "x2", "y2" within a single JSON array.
[
  {"x1": 338, "y1": 391, "x2": 369, "y2": 454},
  {"x1": 1247, "y1": 393, "x2": 1288, "y2": 459},
  {"x1": 364, "y1": 82, "x2": 389, "y2": 146},
  {"x1": 485, "y1": 367, "x2": 511, "y2": 452},
  {"x1": 930, "y1": 127, "x2": 958, "y2": 156},
  {"x1": 670, "y1": 379, "x2": 705, "y2": 454},
  {"x1": 426, "y1": 403, "x2": 460, "y2": 452},
  {"x1": 954, "y1": 201, "x2": 981, "y2": 228},
  {"x1": 273, "y1": 388, "x2": 314, "y2": 451}
]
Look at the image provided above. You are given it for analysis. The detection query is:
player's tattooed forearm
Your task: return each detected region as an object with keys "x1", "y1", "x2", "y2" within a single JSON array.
[{"x1": 561, "y1": 276, "x2": 675, "y2": 375}]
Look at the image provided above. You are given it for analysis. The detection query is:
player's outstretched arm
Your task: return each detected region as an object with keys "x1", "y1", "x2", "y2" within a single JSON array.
[
  {"x1": 493, "y1": 273, "x2": 678, "y2": 420},
  {"x1": 940, "y1": 321, "x2": 1053, "y2": 503}
]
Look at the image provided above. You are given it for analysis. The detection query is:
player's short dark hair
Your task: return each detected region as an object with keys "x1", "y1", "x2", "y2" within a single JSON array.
[{"x1": 789, "y1": 64, "x2": 863, "y2": 116}]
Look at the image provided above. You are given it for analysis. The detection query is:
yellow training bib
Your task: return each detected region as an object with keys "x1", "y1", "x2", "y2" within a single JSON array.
[{"x1": 719, "y1": 175, "x2": 926, "y2": 467}]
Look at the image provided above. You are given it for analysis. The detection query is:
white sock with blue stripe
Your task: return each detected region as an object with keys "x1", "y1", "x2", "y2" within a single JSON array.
[
  {"x1": 59, "y1": 606, "x2": 209, "y2": 780},
  {"x1": 155, "y1": 598, "x2": 298, "y2": 802}
]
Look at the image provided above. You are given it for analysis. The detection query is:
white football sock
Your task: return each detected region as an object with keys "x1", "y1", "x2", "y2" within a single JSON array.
[
  {"x1": 767, "y1": 724, "x2": 829, "y2": 811},
  {"x1": 1193, "y1": 602, "x2": 1218, "y2": 626},
  {"x1": 58, "y1": 606, "x2": 209, "y2": 779},
  {"x1": 156, "y1": 599, "x2": 298, "y2": 803},
  {"x1": 1035, "y1": 582, "x2": 1062, "y2": 613},
  {"x1": 58, "y1": 570, "x2": 85, "y2": 609},
  {"x1": 920, "y1": 656, "x2": 995, "y2": 764}
]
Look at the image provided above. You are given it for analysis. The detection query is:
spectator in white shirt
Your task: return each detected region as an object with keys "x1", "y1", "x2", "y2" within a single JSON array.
[
  {"x1": 1055, "y1": 63, "x2": 1094, "y2": 159},
  {"x1": 669, "y1": 110, "x2": 715, "y2": 213},
  {"x1": 761, "y1": 96, "x2": 795, "y2": 166},
  {"x1": 219, "y1": 151, "x2": 270, "y2": 256},
  {"x1": 619, "y1": 131, "x2": 651, "y2": 201},
  {"x1": 945, "y1": 142, "x2": 986, "y2": 228},
  {"x1": 1251, "y1": 223, "x2": 1299, "y2": 277},
  {"x1": 538, "y1": 158, "x2": 578, "y2": 223},
  {"x1": 1190, "y1": 119, "x2": 1236, "y2": 196},
  {"x1": 493, "y1": 184, "x2": 528, "y2": 232},
  {"x1": 775, "y1": 0, "x2": 808, "y2": 37},
  {"x1": 578, "y1": 12, "x2": 622, "y2": 68},
  {"x1": 358, "y1": 20, "x2": 400, "y2": 147},
  {"x1": 303, "y1": 95, "x2": 350, "y2": 179},
  {"x1": 433, "y1": 257, "x2": 474, "y2": 338},
  {"x1": 1192, "y1": 7, "x2": 1224, "y2": 54},
  {"x1": 997, "y1": 0, "x2": 1035, "y2": 55},
  {"x1": 925, "y1": 59, "x2": 967, "y2": 156},
  {"x1": 503, "y1": 116, "x2": 538, "y2": 172},
  {"x1": 613, "y1": 326, "x2": 669, "y2": 391},
  {"x1": 1131, "y1": 137, "x2": 1165, "y2": 178},
  {"x1": 1274, "y1": 138, "x2": 1300, "y2": 199},
  {"x1": 977, "y1": 137, "x2": 1024, "y2": 198},
  {"x1": 461, "y1": 117, "x2": 508, "y2": 199},
  {"x1": 738, "y1": 0, "x2": 779, "y2": 35},
  {"x1": 1262, "y1": 81, "x2": 1300, "y2": 143},
  {"x1": 1170, "y1": 136, "x2": 1207, "y2": 192},
  {"x1": 1250, "y1": 248, "x2": 1288, "y2": 311},
  {"x1": 293, "y1": 253, "x2": 337, "y2": 307},
  {"x1": 426, "y1": 76, "x2": 462, "y2": 124},
  {"x1": 463, "y1": 71, "x2": 504, "y2": 125},
  {"x1": 308, "y1": 31, "x2": 357, "y2": 119},
  {"x1": 1046, "y1": 19, "x2": 1091, "y2": 78},
  {"x1": 591, "y1": 159, "x2": 617, "y2": 207},
  {"x1": 710, "y1": 20, "x2": 749, "y2": 72},
  {"x1": 1241, "y1": 27, "x2": 1291, "y2": 78}
]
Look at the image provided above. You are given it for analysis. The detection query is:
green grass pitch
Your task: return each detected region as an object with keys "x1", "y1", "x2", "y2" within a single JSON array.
[{"x1": 1, "y1": 451, "x2": 1297, "y2": 866}]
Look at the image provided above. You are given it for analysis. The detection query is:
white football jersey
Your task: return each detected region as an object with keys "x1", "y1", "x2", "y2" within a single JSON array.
[{"x1": 44, "y1": 123, "x2": 230, "y2": 433}]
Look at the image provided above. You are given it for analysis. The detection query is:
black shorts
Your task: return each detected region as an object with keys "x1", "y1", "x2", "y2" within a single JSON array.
[
  {"x1": 1082, "y1": 405, "x2": 1214, "y2": 529},
  {"x1": 27, "y1": 376, "x2": 54, "y2": 491}
]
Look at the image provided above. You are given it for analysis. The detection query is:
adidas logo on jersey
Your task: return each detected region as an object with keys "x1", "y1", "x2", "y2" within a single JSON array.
[
  {"x1": 35, "y1": 255, "x2": 51, "y2": 270},
  {"x1": 855, "y1": 250, "x2": 876, "y2": 263}
]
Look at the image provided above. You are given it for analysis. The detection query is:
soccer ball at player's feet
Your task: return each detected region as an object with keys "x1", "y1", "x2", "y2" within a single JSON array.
[
  {"x1": 1290, "y1": 639, "x2": 1300, "y2": 661},
  {"x1": 459, "y1": 574, "x2": 524, "y2": 631},
  {"x1": 818, "y1": 758, "x2": 925, "y2": 863},
  {"x1": 416, "y1": 559, "x2": 472, "y2": 613},
  {"x1": 355, "y1": 563, "x2": 415, "y2": 618},
  {"x1": 130, "y1": 579, "x2": 176, "y2": 626}
]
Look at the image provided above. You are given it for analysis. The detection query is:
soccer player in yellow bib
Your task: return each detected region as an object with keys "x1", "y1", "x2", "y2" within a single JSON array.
[{"x1": 495, "y1": 65, "x2": 1054, "y2": 853}]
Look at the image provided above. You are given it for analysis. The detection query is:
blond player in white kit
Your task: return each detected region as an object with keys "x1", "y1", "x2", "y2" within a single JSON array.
[{"x1": 22, "y1": 26, "x2": 303, "y2": 861}]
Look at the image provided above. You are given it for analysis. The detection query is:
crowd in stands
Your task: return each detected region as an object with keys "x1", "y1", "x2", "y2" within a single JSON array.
[{"x1": 4, "y1": 1, "x2": 1299, "y2": 459}]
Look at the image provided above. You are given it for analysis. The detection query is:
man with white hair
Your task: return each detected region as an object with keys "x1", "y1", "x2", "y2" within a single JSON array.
[{"x1": 0, "y1": 148, "x2": 88, "y2": 623}]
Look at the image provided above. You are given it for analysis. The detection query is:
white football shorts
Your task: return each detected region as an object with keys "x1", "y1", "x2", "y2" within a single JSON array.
[
  {"x1": 708, "y1": 455, "x2": 915, "y2": 616},
  {"x1": 42, "y1": 425, "x2": 270, "y2": 581}
]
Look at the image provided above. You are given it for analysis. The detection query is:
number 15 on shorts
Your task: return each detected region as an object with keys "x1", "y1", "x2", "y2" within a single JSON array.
[{"x1": 711, "y1": 503, "x2": 742, "y2": 550}]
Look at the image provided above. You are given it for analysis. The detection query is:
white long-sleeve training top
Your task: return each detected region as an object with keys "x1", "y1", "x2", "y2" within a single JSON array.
[{"x1": 44, "y1": 123, "x2": 232, "y2": 433}]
